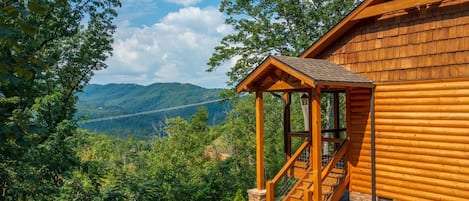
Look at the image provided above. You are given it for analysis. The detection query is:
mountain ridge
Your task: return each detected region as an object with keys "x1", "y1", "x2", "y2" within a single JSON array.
[{"x1": 76, "y1": 82, "x2": 229, "y2": 138}]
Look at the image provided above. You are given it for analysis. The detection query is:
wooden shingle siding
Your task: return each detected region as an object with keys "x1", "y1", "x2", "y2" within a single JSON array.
[{"x1": 321, "y1": 1, "x2": 469, "y2": 83}]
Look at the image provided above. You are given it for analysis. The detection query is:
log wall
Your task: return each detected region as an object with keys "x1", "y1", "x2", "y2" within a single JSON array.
[
  {"x1": 347, "y1": 88, "x2": 372, "y2": 196},
  {"x1": 320, "y1": 1, "x2": 469, "y2": 200},
  {"x1": 320, "y1": 1, "x2": 469, "y2": 82},
  {"x1": 348, "y1": 78, "x2": 469, "y2": 200}
]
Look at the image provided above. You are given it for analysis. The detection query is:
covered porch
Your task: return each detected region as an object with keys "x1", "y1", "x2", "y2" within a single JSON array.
[{"x1": 236, "y1": 55, "x2": 372, "y2": 201}]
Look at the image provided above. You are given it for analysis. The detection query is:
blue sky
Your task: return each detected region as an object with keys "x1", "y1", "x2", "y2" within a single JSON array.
[{"x1": 91, "y1": 0, "x2": 233, "y2": 89}]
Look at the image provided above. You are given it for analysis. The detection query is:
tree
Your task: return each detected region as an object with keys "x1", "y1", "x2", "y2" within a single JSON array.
[
  {"x1": 0, "y1": 0, "x2": 120, "y2": 199},
  {"x1": 208, "y1": 0, "x2": 360, "y2": 87},
  {"x1": 207, "y1": 1, "x2": 360, "y2": 198}
]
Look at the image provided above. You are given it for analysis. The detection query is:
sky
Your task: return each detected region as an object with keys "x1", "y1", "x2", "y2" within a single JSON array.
[{"x1": 90, "y1": 0, "x2": 234, "y2": 89}]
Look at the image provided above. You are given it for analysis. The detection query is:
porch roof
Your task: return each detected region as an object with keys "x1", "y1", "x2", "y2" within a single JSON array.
[{"x1": 236, "y1": 55, "x2": 372, "y2": 93}]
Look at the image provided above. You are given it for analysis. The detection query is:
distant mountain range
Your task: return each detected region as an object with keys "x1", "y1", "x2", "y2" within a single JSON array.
[{"x1": 76, "y1": 83, "x2": 229, "y2": 138}]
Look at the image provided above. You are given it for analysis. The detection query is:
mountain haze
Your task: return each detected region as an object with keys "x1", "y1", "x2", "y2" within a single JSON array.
[{"x1": 76, "y1": 83, "x2": 229, "y2": 138}]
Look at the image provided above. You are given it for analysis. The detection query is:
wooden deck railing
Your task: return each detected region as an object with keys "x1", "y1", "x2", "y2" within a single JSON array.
[
  {"x1": 321, "y1": 139, "x2": 349, "y2": 181},
  {"x1": 319, "y1": 139, "x2": 350, "y2": 201},
  {"x1": 266, "y1": 140, "x2": 310, "y2": 201}
]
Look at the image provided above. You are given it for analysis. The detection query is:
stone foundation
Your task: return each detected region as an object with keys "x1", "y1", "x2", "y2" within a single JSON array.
[{"x1": 247, "y1": 188, "x2": 266, "y2": 201}]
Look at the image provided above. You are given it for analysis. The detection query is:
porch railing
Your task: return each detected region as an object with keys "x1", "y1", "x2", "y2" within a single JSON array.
[
  {"x1": 266, "y1": 140, "x2": 310, "y2": 201},
  {"x1": 320, "y1": 139, "x2": 350, "y2": 201}
]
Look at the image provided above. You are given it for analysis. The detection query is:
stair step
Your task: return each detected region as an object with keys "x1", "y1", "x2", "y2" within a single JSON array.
[
  {"x1": 289, "y1": 193, "x2": 303, "y2": 201},
  {"x1": 296, "y1": 186, "x2": 308, "y2": 191},
  {"x1": 323, "y1": 181, "x2": 339, "y2": 186},
  {"x1": 331, "y1": 168, "x2": 346, "y2": 174},
  {"x1": 285, "y1": 168, "x2": 347, "y2": 201},
  {"x1": 328, "y1": 172, "x2": 345, "y2": 178},
  {"x1": 302, "y1": 179, "x2": 313, "y2": 187},
  {"x1": 288, "y1": 190, "x2": 333, "y2": 201},
  {"x1": 294, "y1": 186, "x2": 309, "y2": 195}
]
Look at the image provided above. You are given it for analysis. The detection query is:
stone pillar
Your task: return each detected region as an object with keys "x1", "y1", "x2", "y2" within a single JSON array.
[{"x1": 247, "y1": 188, "x2": 266, "y2": 201}]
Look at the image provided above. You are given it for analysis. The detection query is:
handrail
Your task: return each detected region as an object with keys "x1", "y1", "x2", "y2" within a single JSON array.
[
  {"x1": 321, "y1": 138, "x2": 350, "y2": 181},
  {"x1": 266, "y1": 140, "x2": 310, "y2": 201},
  {"x1": 271, "y1": 140, "x2": 310, "y2": 183}
]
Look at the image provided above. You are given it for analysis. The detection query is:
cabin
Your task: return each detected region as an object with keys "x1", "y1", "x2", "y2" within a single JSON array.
[{"x1": 236, "y1": 0, "x2": 469, "y2": 201}]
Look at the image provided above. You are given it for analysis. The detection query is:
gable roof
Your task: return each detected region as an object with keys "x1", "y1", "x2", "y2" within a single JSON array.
[
  {"x1": 273, "y1": 55, "x2": 372, "y2": 84},
  {"x1": 300, "y1": 0, "x2": 449, "y2": 58},
  {"x1": 236, "y1": 55, "x2": 372, "y2": 93}
]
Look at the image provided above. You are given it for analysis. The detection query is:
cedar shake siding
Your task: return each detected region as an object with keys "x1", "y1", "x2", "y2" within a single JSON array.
[{"x1": 320, "y1": 1, "x2": 469, "y2": 82}]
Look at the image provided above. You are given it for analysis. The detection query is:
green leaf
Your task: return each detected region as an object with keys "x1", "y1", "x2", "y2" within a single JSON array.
[
  {"x1": 28, "y1": 1, "x2": 48, "y2": 15},
  {"x1": 19, "y1": 22, "x2": 36, "y2": 36},
  {"x1": 1, "y1": 5, "x2": 19, "y2": 17}
]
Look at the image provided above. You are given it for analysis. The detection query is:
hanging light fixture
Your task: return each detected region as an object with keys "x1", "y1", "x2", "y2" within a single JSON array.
[
  {"x1": 301, "y1": 93, "x2": 309, "y2": 106},
  {"x1": 300, "y1": 93, "x2": 309, "y2": 131}
]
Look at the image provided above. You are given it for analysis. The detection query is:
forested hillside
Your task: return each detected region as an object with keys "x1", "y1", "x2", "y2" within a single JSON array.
[{"x1": 76, "y1": 83, "x2": 229, "y2": 138}]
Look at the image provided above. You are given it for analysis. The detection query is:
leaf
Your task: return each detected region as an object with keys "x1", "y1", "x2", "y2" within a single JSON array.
[
  {"x1": 1, "y1": 5, "x2": 19, "y2": 17},
  {"x1": 0, "y1": 27, "x2": 14, "y2": 38},
  {"x1": 27, "y1": 1, "x2": 48, "y2": 15},
  {"x1": 19, "y1": 22, "x2": 37, "y2": 36}
]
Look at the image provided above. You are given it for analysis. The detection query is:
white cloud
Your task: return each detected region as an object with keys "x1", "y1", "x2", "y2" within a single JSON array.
[
  {"x1": 92, "y1": 6, "x2": 233, "y2": 89},
  {"x1": 164, "y1": 0, "x2": 201, "y2": 6}
]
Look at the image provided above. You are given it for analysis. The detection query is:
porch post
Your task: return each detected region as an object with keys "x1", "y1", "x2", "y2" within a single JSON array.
[
  {"x1": 256, "y1": 91, "x2": 265, "y2": 190},
  {"x1": 311, "y1": 87, "x2": 322, "y2": 201},
  {"x1": 283, "y1": 92, "x2": 292, "y2": 161}
]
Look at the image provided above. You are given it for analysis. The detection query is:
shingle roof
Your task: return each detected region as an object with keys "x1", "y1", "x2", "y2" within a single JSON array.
[{"x1": 271, "y1": 55, "x2": 372, "y2": 85}]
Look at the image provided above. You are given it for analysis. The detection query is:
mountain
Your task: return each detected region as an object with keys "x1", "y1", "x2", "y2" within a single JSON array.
[{"x1": 76, "y1": 83, "x2": 230, "y2": 138}]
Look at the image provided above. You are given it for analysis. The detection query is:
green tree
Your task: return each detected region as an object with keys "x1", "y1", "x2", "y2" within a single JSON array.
[
  {"x1": 207, "y1": 1, "x2": 360, "y2": 198},
  {"x1": 0, "y1": 0, "x2": 120, "y2": 199},
  {"x1": 208, "y1": 0, "x2": 360, "y2": 87}
]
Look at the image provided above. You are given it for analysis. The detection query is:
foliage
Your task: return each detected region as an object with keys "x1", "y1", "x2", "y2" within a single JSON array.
[
  {"x1": 61, "y1": 108, "x2": 253, "y2": 200},
  {"x1": 0, "y1": 0, "x2": 120, "y2": 199},
  {"x1": 208, "y1": 0, "x2": 361, "y2": 87}
]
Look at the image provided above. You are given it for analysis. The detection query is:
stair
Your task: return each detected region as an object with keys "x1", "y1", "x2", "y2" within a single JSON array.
[{"x1": 285, "y1": 169, "x2": 345, "y2": 201}]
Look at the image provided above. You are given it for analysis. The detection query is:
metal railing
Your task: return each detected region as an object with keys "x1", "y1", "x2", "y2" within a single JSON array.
[
  {"x1": 320, "y1": 139, "x2": 349, "y2": 201},
  {"x1": 266, "y1": 140, "x2": 310, "y2": 201}
]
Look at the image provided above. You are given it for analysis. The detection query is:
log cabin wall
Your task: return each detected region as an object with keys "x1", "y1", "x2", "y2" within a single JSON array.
[
  {"x1": 318, "y1": 1, "x2": 469, "y2": 200},
  {"x1": 347, "y1": 88, "x2": 373, "y2": 196},
  {"x1": 371, "y1": 78, "x2": 469, "y2": 200}
]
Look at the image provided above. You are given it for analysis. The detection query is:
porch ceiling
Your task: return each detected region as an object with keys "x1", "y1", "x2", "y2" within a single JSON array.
[{"x1": 236, "y1": 55, "x2": 373, "y2": 93}]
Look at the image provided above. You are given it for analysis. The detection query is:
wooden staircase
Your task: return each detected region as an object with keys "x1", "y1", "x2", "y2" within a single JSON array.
[
  {"x1": 286, "y1": 168, "x2": 346, "y2": 201},
  {"x1": 266, "y1": 139, "x2": 350, "y2": 201}
]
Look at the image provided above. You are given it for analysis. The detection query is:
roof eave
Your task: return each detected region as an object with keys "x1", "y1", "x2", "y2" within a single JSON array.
[{"x1": 316, "y1": 80, "x2": 374, "y2": 88}]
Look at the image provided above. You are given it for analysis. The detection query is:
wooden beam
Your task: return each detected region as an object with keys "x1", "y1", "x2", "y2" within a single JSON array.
[
  {"x1": 353, "y1": 0, "x2": 443, "y2": 21},
  {"x1": 283, "y1": 92, "x2": 292, "y2": 160},
  {"x1": 236, "y1": 57, "x2": 274, "y2": 93},
  {"x1": 255, "y1": 91, "x2": 265, "y2": 190},
  {"x1": 315, "y1": 80, "x2": 373, "y2": 88},
  {"x1": 346, "y1": 87, "x2": 353, "y2": 192},
  {"x1": 310, "y1": 87, "x2": 322, "y2": 201},
  {"x1": 265, "y1": 80, "x2": 304, "y2": 91},
  {"x1": 236, "y1": 56, "x2": 315, "y2": 93}
]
